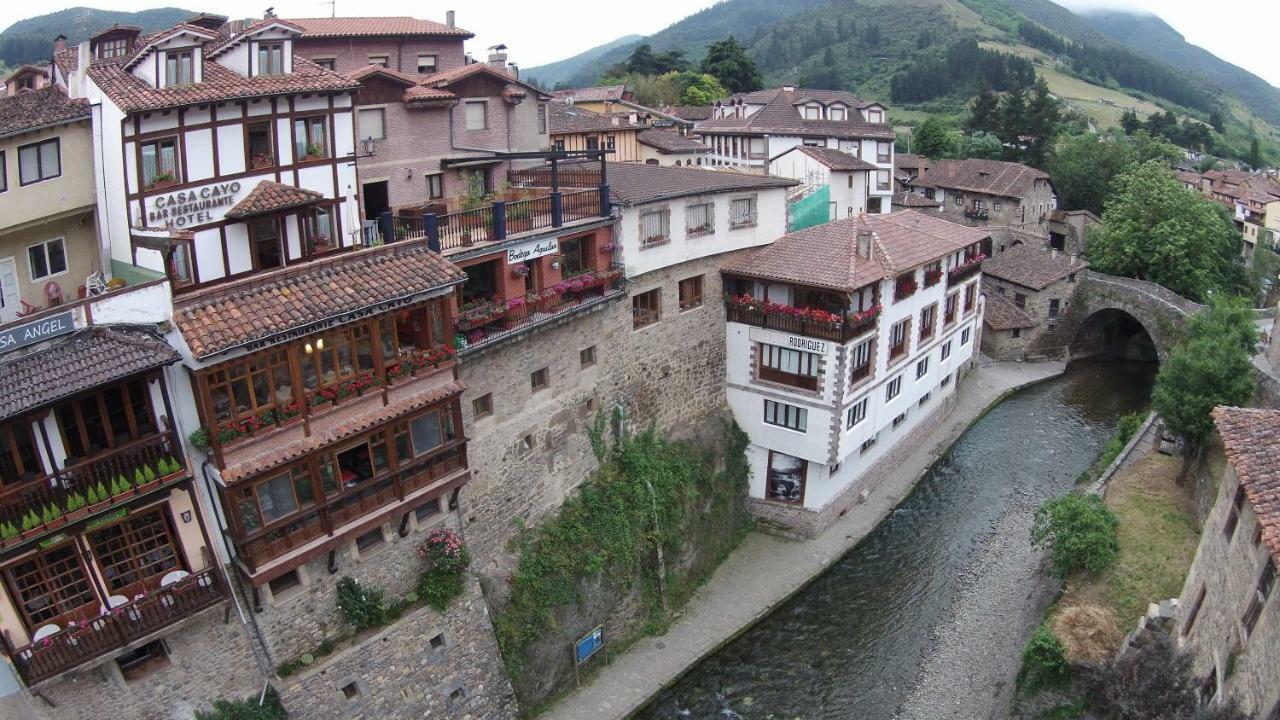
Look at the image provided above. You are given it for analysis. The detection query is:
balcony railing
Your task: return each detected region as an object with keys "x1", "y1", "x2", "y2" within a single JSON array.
[
  {"x1": 964, "y1": 208, "x2": 989, "y2": 220},
  {"x1": 947, "y1": 255, "x2": 985, "y2": 287},
  {"x1": 9, "y1": 567, "x2": 226, "y2": 686},
  {"x1": 724, "y1": 297, "x2": 880, "y2": 344},
  {"x1": 894, "y1": 276, "x2": 918, "y2": 302},
  {"x1": 455, "y1": 267, "x2": 626, "y2": 354},
  {"x1": 0, "y1": 433, "x2": 186, "y2": 548}
]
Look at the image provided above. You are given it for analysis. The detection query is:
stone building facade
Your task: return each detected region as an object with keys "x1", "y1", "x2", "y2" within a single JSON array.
[
  {"x1": 910, "y1": 158, "x2": 1056, "y2": 232},
  {"x1": 980, "y1": 244, "x2": 1086, "y2": 361},
  {"x1": 1175, "y1": 408, "x2": 1280, "y2": 718}
]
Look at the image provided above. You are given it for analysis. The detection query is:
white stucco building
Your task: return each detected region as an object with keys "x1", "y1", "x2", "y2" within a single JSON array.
[
  {"x1": 719, "y1": 211, "x2": 989, "y2": 535},
  {"x1": 768, "y1": 144, "x2": 885, "y2": 219}
]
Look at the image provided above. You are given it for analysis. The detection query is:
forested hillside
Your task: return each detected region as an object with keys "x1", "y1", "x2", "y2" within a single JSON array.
[{"x1": 0, "y1": 7, "x2": 192, "y2": 69}]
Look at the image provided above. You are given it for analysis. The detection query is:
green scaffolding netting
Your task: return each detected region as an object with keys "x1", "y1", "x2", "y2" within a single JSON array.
[{"x1": 788, "y1": 185, "x2": 830, "y2": 232}]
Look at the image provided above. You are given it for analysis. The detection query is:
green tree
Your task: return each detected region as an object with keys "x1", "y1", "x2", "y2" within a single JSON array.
[
  {"x1": 967, "y1": 87, "x2": 1001, "y2": 135},
  {"x1": 961, "y1": 131, "x2": 1004, "y2": 159},
  {"x1": 1248, "y1": 136, "x2": 1262, "y2": 169},
  {"x1": 675, "y1": 72, "x2": 727, "y2": 105},
  {"x1": 913, "y1": 117, "x2": 954, "y2": 159},
  {"x1": 700, "y1": 37, "x2": 762, "y2": 93},
  {"x1": 1119, "y1": 108, "x2": 1141, "y2": 134},
  {"x1": 1208, "y1": 107, "x2": 1225, "y2": 133},
  {"x1": 999, "y1": 83, "x2": 1028, "y2": 146},
  {"x1": 1086, "y1": 161, "x2": 1244, "y2": 301},
  {"x1": 1046, "y1": 130, "x2": 1180, "y2": 216},
  {"x1": 1023, "y1": 77, "x2": 1062, "y2": 166},
  {"x1": 1030, "y1": 493, "x2": 1119, "y2": 577}
]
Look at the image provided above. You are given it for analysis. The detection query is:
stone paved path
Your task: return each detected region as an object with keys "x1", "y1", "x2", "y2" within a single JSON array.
[{"x1": 541, "y1": 359, "x2": 1067, "y2": 720}]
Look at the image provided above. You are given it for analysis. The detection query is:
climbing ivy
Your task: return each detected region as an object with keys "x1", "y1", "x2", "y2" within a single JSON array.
[{"x1": 492, "y1": 418, "x2": 750, "y2": 679}]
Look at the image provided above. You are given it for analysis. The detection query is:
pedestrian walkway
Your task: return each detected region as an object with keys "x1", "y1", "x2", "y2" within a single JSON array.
[{"x1": 542, "y1": 359, "x2": 1067, "y2": 720}]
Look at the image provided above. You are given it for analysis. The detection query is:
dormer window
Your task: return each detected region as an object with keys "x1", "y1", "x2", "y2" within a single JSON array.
[
  {"x1": 803, "y1": 104, "x2": 821, "y2": 120},
  {"x1": 257, "y1": 42, "x2": 285, "y2": 75},
  {"x1": 830, "y1": 106, "x2": 847, "y2": 121},
  {"x1": 100, "y1": 38, "x2": 129, "y2": 58},
  {"x1": 865, "y1": 107, "x2": 884, "y2": 123},
  {"x1": 165, "y1": 49, "x2": 194, "y2": 86}
]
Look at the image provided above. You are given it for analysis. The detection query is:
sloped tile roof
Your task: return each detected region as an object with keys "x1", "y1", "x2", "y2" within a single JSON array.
[
  {"x1": 982, "y1": 243, "x2": 1085, "y2": 290},
  {"x1": 548, "y1": 101, "x2": 644, "y2": 134},
  {"x1": 288, "y1": 16, "x2": 473, "y2": 38},
  {"x1": 416, "y1": 63, "x2": 546, "y2": 100},
  {"x1": 0, "y1": 86, "x2": 89, "y2": 139},
  {"x1": 636, "y1": 128, "x2": 710, "y2": 154},
  {"x1": 402, "y1": 85, "x2": 456, "y2": 102},
  {"x1": 175, "y1": 244, "x2": 465, "y2": 359},
  {"x1": 0, "y1": 327, "x2": 179, "y2": 420},
  {"x1": 913, "y1": 158, "x2": 1051, "y2": 199},
  {"x1": 892, "y1": 191, "x2": 942, "y2": 209},
  {"x1": 551, "y1": 85, "x2": 626, "y2": 103},
  {"x1": 1212, "y1": 407, "x2": 1280, "y2": 562},
  {"x1": 895, "y1": 153, "x2": 930, "y2": 173},
  {"x1": 606, "y1": 162, "x2": 795, "y2": 206},
  {"x1": 782, "y1": 145, "x2": 877, "y2": 171},
  {"x1": 226, "y1": 180, "x2": 325, "y2": 219},
  {"x1": 982, "y1": 291, "x2": 1036, "y2": 330},
  {"x1": 657, "y1": 104, "x2": 713, "y2": 121},
  {"x1": 722, "y1": 210, "x2": 988, "y2": 293},
  {"x1": 695, "y1": 87, "x2": 894, "y2": 140}
]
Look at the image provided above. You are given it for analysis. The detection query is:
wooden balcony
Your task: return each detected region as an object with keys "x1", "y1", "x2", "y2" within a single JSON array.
[
  {"x1": 725, "y1": 301, "x2": 879, "y2": 344},
  {"x1": 0, "y1": 433, "x2": 186, "y2": 549},
  {"x1": 455, "y1": 267, "x2": 626, "y2": 355},
  {"x1": 8, "y1": 568, "x2": 226, "y2": 687},
  {"x1": 947, "y1": 256, "x2": 984, "y2": 287}
]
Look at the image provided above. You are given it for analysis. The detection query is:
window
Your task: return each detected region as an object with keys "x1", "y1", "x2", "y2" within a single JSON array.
[
  {"x1": 679, "y1": 275, "x2": 704, "y2": 310},
  {"x1": 139, "y1": 136, "x2": 179, "y2": 188},
  {"x1": 846, "y1": 397, "x2": 868, "y2": 428},
  {"x1": 920, "y1": 304, "x2": 936, "y2": 341},
  {"x1": 633, "y1": 288, "x2": 661, "y2": 329},
  {"x1": 1011, "y1": 328, "x2": 1022, "y2": 339},
  {"x1": 166, "y1": 241, "x2": 195, "y2": 288},
  {"x1": 257, "y1": 42, "x2": 284, "y2": 75},
  {"x1": 940, "y1": 373, "x2": 952, "y2": 387},
  {"x1": 961, "y1": 327, "x2": 971, "y2": 345},
  {"x1": 88, "y1": 509, "x2": 182, "y2": 593},
  {"x1": 301, "y1": 206, "x2": 336, "y2": 257},
  {"x1": 250, "y1": 217, "x2": 283, "y2": 270},
  {"x1": 409, "y1": 409, "x2": 453, "y2": 456},
  {"x1": 116, "y1": 639, "x2": 169, "y2": 682},
  {"x1": 1067, "y1": 273, "x2": 1076, "y2": 284},
  {"x1": 472, "y1": 393, "x2": 493, "y2": 418},
  {"x1": 530, "y1": 367, "x2": 549, "y2": 392},
  {"x1": 849, "y1": 337, "x2": 873, "y2": 383},
  {"x1": 686, "y1": 202, "x2": 714, "y2": 237},
  {"x1": 838, "y1": 139, "x2": 859, "y2": 154},
  {"x1": 945, "y1": 292, "x2": 958, "y2": 324},
  {"x1": 941, "y1": 341, "x2": 951, "y2": 360},
  {"x1": 860, "y1": 434, "x2": 878, "y2": 454},
  {"x1": 417, "y1": 54, "x2": 437, "y2": 73},
  {"x1": 830, "y1": 106, "x2": 847, "y2": 120},
  {"x1": 313, "y1": 58, "x2": 335, "y2": 70},
  {"x1": 553, "y1": 138, "x2": 565, "y2": 152},
  {"x1": 18, "y1": 138, "x2": 60, "y2": 185},
  {"x1": 367, "y1": 54, "x2": 389, "y2": 67},
  {"x1": 1241, "y1": 560, "x2": 1275, "y2": 637},
  {"x1": 889, "y1": 318, "x2": 910, "y2": 361},
  {"x1": 758, "y1": 343, "x2": 820, "y2": 391},
  {"x1": 639, "y1": 208, "x2": 669, "y2": 246},
  {"x1": 605, "y1": 135, "x2": 616, "y2": 151},
  {"x1": 580, "y1": 345, "x2": 596, "y2": 368},
  {"x1": 0, "y1": 423, "x2": 44, "y2": 483},
  {"x1": 0, "y1": 151, "x2": 6, "y2": 192},
  {"x1": 875, "y1": 170, "x2": 890, "y2": 191},
  {"x1": 429, "y1": 632, "x2": 446, "y2": 650},
  {"x1": 748, "y1": 138, "x2": 765, "y2": 158},
  {"x1": 866, "y1": 108, "x2": 884, "y2": 123},
  {"x1": 358, "y1": 108, "x2": 386, "y2": 141},
  {"x1": 246, "y1": 121, "x2": 274, "y2": 169},
  {"x1": 268, "y1": 569, "x2": 303, "y2": 599},
  {"x1": 1182, "y1": 585, "x2": 1205, "y2": 636},
  {"x1": 964, "y1": 283, "x2": 976, "y2": 312},
  {"x1": 919, "y1": 392, "x2": 931, "y2": 406},
  {"x1": 56, "y1": 379, "x2": 158, "y2": 457},
  {"x1": 295, "y1": 116, "x2": 329, "y2": 159},
  {"x1": 355, "y1": 527, "x2": 385, "y2": 553},
  {"x1": 5, "y1": 543, "x2": 95, "y2": 628},
  {"x1": 538, "y1": 104, "x2": 548, "y2": 135},
  {"x1": 1013, "y1": 292, "x2": 1027, "y2": 310},
  {"x1": 165, "y1": 49, "x2": 194, "y2": 86},
  {"x1": 1224, "y1": 485, "x2": 1246, "y2": 539},
  {"x1": 27, "y1": 238, "x2": 67, "y2": 280},
  {"x1": 342, "y1": 682, "x2": 362, "y2": 700},
  {"x1": 414, "y1": 498, "x2": 441, "y2": 524},
  {"x1": 885, "y1": 375, "x2": 902, "y2": 402},
  {"x1": 586, "y1": 136, "x2": 600, "y2": 151},
  {"x1": 465, "y1": 101, "x2": 487, "y2": 130},
  {"x1": 892, "y1": 411, "x2": 908, "y2": 428},
  {"x1": 993, "y1": 200, "x2": 1002, "y2": 211},
  {"x1": 803, "y1": 104, "x2": 821, "y2": 119},
  {"x1": 916, "y1": 356, "x2": 929, "y2": 379},
  {"x1": 730, "y1": 197, "x2": 757, "y2": 228},
  {"x1": 877, "y1": 141, "x2": 891, "y2": 163},
  {"x1": 955, "y1": 195, "x2": 963, "y2": 206},
  {"x1": 99, "y1": 38, "x2": 129, "y2": 58},
  {"x1": 426, "y1": 173, "x2": 444, "y2": 199},
  {"x1": 765, "y1": 451, "x2": 806, "y2": 504},
  {"x1": 764, "y1": 399, "x2": 807, "y2": 432}
]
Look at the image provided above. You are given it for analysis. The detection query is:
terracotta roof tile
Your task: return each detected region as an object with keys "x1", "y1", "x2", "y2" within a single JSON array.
[
  {"x1": 548, "y1": 101, "x2": 644, "y2": 134},
  {"x1": 723, "y1": 210, "x2": 989, "y2": 293},
  {"x1": 636, "y1": 128, "x2": 710, "y2": 154},
  {"x1": 0, "y1": 86, "x2": 89, "y2": 139},
  {"x1": 175, "y1": 244, "x2": 465, "y2": 359},
  {"x1": 1212, "y1": 407, "x2": 1280, "y2": 562},
  {"x1": 982, "y1": 243, "x2": 1086, "y2": 290},
  {"x1": 894, "y1": 153, "x2": 930, "y2": 173},
  {"x1": 657, "y1": 104, "x2": 713, "y2": 121},
  {"x1": 981, "y1": 290, "x2": 1036, "y2": 330},
  {"x1": 288, "y1": 16, "x2": 473, "y2": 39},
  {"x1": 226, "y1": 180, "x2": 325, "y2": 219},
  {"x1": 0, "y1": 327, "x2": 179, "y2": 420},
  {"x1": 913, "y1": 158, "x2": 1051, "y2": 199},
  {"x1": 606, "y1": 162, "x2": 796, "y2": 206},
  {"x1": 781, "y1": 145, "x2": 877, "y2": 171},
  {"x1": 892, "y1": 191, "x2": 942, "y2": 209},
  {"x1": 551, "y1": 85, "x2": 626, "y2": 103}
]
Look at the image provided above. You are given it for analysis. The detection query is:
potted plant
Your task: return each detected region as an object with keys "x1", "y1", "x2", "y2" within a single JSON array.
[
  {"x1": 276, "y1": 402, "x2": 303, "y2": 427},
  {"x1": 510, "y1": 264, "x2": 529, "y2": 278},
  {"x1": 20, "y1": 510, "x2": 43, "y2": 539},
  {"x1": 252, "y1": 152, "x2": 274, "y2": 169},
  {"x1": 86, "y1": 481, "x2": 111, "y2": 512},
  {"x1": 64, "y1": 492, "x2": 89, "y2": 522},
  {"x1": 41, "y1": 503, "x2": 66, "y2": 531},
  {"x1": 110, "y1": 473, "x2": 135, "y2": 499},
  {"x1": 188, "y1": 428, "x2": 210, "y2": 454},
  {"x1": 303, "y1": 143, "x2": 324, "y2": 160},
  {"x1": 459, "y1": 230, "x2": 473, "y2": 246},
  {"x1": 0, "y1": 520, "x2": 20, "y2": 548},
  {"x1": 148, "y1": 172, "x2": 176, "y2": 189}
]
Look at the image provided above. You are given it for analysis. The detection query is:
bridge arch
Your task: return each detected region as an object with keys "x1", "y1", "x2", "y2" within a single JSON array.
[{"x1": 1069, "y1": 307, "x2": 1159, "y2": 362}]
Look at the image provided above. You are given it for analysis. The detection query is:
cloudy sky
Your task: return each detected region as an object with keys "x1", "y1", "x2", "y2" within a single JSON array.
[{"x1": 3, "y1": 0, "x2": 1277, "y2": 86}]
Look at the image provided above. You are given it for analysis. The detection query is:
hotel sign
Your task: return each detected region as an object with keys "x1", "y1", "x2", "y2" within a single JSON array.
[
  {"x1": 506, "y1": 238, "x2": 559, "y2": 264},
  {"x1": 0, "y1": 311, "x2": 75, "y2": 354},
  {"x1": 748, "y1": 326, "x2": 830, "y2": 355},
  {"x1": 144, "y1": 180, "x2": 247, "y2": 230}
]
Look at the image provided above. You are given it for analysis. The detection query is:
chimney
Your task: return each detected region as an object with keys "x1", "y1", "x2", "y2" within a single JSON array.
[
  {"x1": 446, "y1": 10, "x2": 455, "y2": 27},
  {"x1": 53, "y1": 34, "x2": 66, "y2": 55},
  {"x1": 857, "y1": 229, "x2": 873, "y2": 260},
  {"x1": 487, "y1": 44, "x2": 508, "y2": 69},
  {"x1": 508, "y1": 62, "x2": 519, "y2": 78}
]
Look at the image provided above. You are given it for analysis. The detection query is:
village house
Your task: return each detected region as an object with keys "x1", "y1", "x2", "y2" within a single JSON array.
[
  {"x1": 289, "y1": 14, "x2": 472, "y2": 76},
  {"x1": 547, "y1": 101, "x2": 647, "y2": 162},
  {"x1": 1191, "y1": 168, "x2": 1280, "y2": 258},
  {"x1": 636, "y1": 128, "x2": 711, "y2": 166},
  {"x1": 979, "y1": 244, "x2": 1085, "y2": 361},
  {"x1": 909, "y1": 158, "x2": 1056, "y2": 231},
  {"x1": 695, "y1": 87, "x2": 896, "y2": 207},
  {"x1": 1046, "y1": 208, "x2": 1100, "y2": 256},
  {"x1": 3, "y1": 64, "x2": 52, "y2": 97},
  {"x1": 0, "y1": 87, "x2": 96, "y2": 323},
  {"x1": 552, "y1": 85, "x2": 693, "y2": 132},
  {"x1": 893, "y1": 152, "x2": 929, "y2": 191},
  {"x1": 720, "y1": 211, "x2": 988, "y2": 537},
  {"x1": 1175, "y1": 408, "x2": 1280, "y2": 719},
  {"x1": 768, "y1": 145, "x2": 883, "y2": 222}
]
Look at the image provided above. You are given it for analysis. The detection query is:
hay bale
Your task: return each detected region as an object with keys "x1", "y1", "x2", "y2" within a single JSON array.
[{"x1": 1052, "y1": 605, "x2": 1124, "y2": 663}]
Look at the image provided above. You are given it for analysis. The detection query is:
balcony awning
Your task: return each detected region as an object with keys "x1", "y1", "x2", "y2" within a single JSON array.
[
  {"x1": 225, "y1": 180, "x2": 325, "y2": 220},
  {"x1": 0, "y1": 326, "x2": 180, "y2": 421},
  {"x1": 440, "y1": 156, "x2": 504, "y2": 169}
]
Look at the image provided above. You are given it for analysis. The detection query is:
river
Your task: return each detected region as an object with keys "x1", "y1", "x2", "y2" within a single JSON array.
[{"x1": 638, "y1": 360, "x2": 1155, "y2": 720}]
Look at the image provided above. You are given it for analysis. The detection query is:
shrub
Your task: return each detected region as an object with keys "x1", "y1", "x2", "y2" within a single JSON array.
[
  {"x1": 1018, "y1": 624, "x2": 1072, "y2": 694},
  {"x1": 415, "y1": 528, "x2": 471, "y2": 611},
  {"x1": 335, "y1": 576, "x2": 386, "y2": 630},
  {"x1": 195, "y1": 687, "x2": 287, "y2": 720},
  {"x1": 1087, "y1": 637, "x2": 1250, "y2": 719},
  {"x1": 1031, "y1": 493, "x2": 1119, "y2": 577}
]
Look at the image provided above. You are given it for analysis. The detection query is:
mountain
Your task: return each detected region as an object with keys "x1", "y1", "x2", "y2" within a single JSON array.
[
  {"x1": 525, "y1": 34, "x2": 644, "y2": 89},
  {"x1": 1076, "y1": 9, "x2": 1280, "y2": 127},
  {"x1": 0, "y1": 7, "x2": 194, "y2": 70}
]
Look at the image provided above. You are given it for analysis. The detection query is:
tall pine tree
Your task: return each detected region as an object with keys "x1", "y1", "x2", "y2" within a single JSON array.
[
  {"x1": 701, "y1": 37, "x2": 762, "y2": 94},
  {"x1": 967, "y1": 88, "x2": 1001, "y2": 134}
]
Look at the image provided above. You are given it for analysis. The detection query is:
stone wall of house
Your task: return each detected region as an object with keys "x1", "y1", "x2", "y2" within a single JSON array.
[
  {"x1": 276, "y1": 579, "x2": 518, "y2": 720},
  {"x1": 983, "y1": 273, "x2": 1081, "y2": 360},
  {"x1": 459, "y1": 250, "x2": 740, "y2": 576},
  {"x1": 23, "y1": 604, "x2": 264, "y2": 720},
  {"x1": 1175, "y1": 464, "x2": 1280, "y2": 718},
  {"x1": 1268, "y1": 310, "x2": 1280, "y2": 370},
  {"x1": 981, "y1": 326, "x2": 1034, "y2": 361}
]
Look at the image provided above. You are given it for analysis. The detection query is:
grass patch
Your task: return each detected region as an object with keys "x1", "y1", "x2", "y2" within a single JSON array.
[{"x1": 1059, "y1": 453, "x2": 1199, "y2": 629}]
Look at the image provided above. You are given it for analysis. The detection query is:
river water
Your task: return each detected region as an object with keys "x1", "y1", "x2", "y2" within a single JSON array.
[{"x1": 638, "y1": 360, "x2": 1154, "y2": 720}]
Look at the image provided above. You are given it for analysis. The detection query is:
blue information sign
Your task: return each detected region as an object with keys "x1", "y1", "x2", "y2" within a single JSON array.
[{"x1": 574, "y1": 625, "x2": 604, "y2": 665}]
